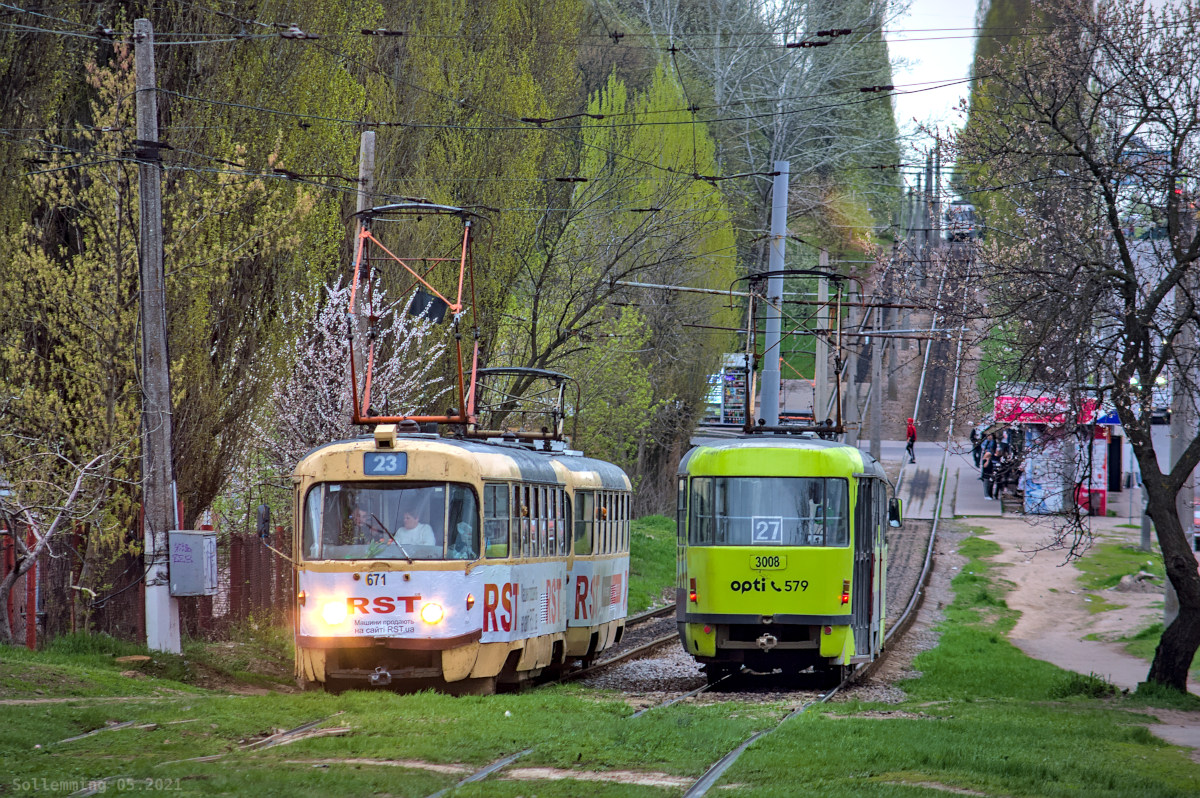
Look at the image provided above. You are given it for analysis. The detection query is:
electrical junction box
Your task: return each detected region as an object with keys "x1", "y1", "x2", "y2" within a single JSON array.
[{"x1": 168, "y1": 530, "x2": 218, "y2": 596}]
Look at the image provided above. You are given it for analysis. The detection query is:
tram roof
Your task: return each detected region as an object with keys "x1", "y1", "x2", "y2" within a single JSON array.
[
  {"x1": 295, "y1": 433, "x2": 630, "y2": 490},
  {"x1": 678, "y1": 435, "x2": 886, "y2": 480}
]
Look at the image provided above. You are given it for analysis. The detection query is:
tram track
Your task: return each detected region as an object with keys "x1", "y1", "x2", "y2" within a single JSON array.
[
  {"x1": 423, "y1": 255, "x2": 973, "y2": 798},
  {"x1": 676, "y1": 249, "x2": 974, "y2": 797}
]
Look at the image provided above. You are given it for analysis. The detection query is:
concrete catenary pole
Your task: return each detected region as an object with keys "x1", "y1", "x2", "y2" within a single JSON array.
[
  {"x1": 815, "y1": 250, "x2": 829, "y2": 422},
  {"x1": 760, "y1": 162, "x2": 789, "y2": 426},
  {"x1": 1165, "y1": 198, "x2": 1197, "y2": 626},
  {"x1": 352, "y1": 132, "x2": 376, "y2": 389},
  {"x1": 135, "y1": 19, "x2": 180, "y2": 653}
]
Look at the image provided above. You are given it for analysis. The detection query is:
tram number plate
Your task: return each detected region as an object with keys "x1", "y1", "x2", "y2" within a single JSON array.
[
  {"x1": 364, "y1": 452, "x2": 407, "y2": 475},
  {"x1": 750, "y1": 554, "x2": 787, "y2": 570}
]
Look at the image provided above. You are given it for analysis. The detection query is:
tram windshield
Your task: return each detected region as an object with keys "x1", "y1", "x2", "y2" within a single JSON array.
[
  {"x1": 302, "y1": 481, "x2": 479, "y2": 561},
  {"x1": 688, "y1": 477, "x2": 848, "y2": 547}
]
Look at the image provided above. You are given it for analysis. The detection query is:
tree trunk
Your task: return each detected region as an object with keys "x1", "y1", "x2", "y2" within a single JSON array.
[
  {"x1": 0, "y1": 556, "x2": 31, "y2": 645},
  {"x1": 1145, "y1": 487, "x2": 1200, "y2": 691}
]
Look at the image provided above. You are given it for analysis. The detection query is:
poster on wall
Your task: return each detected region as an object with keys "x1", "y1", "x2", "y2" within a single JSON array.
[{"x1": 1023, "y1": 428, "x2": 1066, "y2": 514}]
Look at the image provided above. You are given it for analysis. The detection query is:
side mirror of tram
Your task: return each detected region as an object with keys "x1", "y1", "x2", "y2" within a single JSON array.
[
  {"x1": 888, "y1": 498, "x2": 903, "y2": 528},
  {"x1": 256, "y1": 504, "x2": 271, "y2": 538}
]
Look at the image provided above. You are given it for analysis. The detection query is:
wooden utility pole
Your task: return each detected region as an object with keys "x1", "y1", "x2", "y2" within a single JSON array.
[{"x1": 135, "y1": 18, "x2": 180, "y2": 654}]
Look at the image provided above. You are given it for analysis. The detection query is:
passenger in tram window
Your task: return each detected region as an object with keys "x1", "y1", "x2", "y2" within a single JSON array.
[
  {"x1": 396, "y1": 510, "x2": 437, "y2": 546},
  {"x1": 597, "y1": 504, "x2": 608, "y2": 553},
  {"x1": 520, "y1": 503, "x2": 532, "y2": 556}
]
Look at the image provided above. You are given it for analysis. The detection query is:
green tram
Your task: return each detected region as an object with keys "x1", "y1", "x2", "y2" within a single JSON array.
[{"x1": 675, "y1": 435, "x2": 900, "y2": 684}]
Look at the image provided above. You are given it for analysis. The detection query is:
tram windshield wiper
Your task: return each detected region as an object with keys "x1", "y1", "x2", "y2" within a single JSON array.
[{"x1": 371, "y1": 512, "x2": 413, "y2": 564}]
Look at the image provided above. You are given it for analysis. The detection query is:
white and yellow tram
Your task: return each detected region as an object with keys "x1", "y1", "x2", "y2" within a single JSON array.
[{"x1": 293, "y1": 423, "x2": 631, "y2": 692}]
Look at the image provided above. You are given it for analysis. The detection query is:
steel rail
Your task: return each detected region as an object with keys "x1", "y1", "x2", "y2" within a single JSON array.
[{"x1": 681, "y1": 253, "x2": 973, "y2": 798}]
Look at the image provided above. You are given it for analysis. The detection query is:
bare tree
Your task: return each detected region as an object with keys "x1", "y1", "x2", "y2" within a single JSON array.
[
  {"x1": 953, "y1": 0, "x2": 1200, "y2": 691},
  {"x1": 250, "y1": 277, "x2": 450, "y2": 477},
  {"x1": 0, "y1": 446, "x2": 114, "y2": 645}
]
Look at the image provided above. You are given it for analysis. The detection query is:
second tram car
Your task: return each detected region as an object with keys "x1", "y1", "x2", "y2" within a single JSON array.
[
  {"x1": 293, "y1": 424, "x2": 632, "y2": 693},
  {"x1": 675, "y1": 434, "x2": 899, "y2": 684}
]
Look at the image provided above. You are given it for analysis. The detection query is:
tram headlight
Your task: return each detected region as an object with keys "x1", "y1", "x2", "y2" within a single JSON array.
[
  {"x1": 420, "y1": 602, "x2": 445, "y2": 625},
  {"x1": 321, "y1": 599, "x2": 349, "y2": 626}
]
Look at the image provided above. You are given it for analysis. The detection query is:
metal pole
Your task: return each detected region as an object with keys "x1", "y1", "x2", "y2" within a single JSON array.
[
  {"x1": 815, "y1": 251, "x2": 829, "y2": 422},
  {"x1": 135, "y1": 19, "x2": 180, "y2": 654},
  {"x1": 871, "y1": 330, "x2": 882, "y2": 460},
  {"x1": 760, "y1": 161, "x2": 788, "y2": 426},
  {"x1": 844, "y1": 294, "x2": 859, "y2": 446}
]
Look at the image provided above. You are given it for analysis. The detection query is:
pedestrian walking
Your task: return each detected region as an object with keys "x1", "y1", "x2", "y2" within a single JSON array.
[
  {"x1": 970, "y1": 427, "x2": 982, "y2": 467},
  {"x1": 906, "y1": 417, "x2": 917, "y2": 464}
]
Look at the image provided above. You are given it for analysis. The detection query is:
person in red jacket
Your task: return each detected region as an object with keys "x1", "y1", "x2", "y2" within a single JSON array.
[{"x1": 905, "y1": 417, "x2": 917, "y2": 463}]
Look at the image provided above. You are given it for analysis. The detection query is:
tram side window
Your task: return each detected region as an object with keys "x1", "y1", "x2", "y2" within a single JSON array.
[
  {"x1": 448, "y1": 487, "x2": 480, "y2": 559},
  {"x1": 561, "y1": 493, "x2": 572, "y2": 555},
  {"x1": 677, "y1": 479, "x2": 688, "y2": 545},
  {"x1": 519, "y1": 485, "x2": 533, "y2": 557},
  {"x1": 575, "y1": 491, "x2": 594, "y2": 555},
  {"x1": 553, "y1": 488, "x2": 566, "y2": 555},
  {"x1": 624, "y1": 494, "x2": 633, "y2": 552},
  {"x1": 508, "y1": 482, "x2": 523, "y2": 556},
  {"x1": 689, "y1": 478, "x2": 715, "y2": 545},
  {"x1": 484, "y1": 484, "x2": 510, "y2": 558},
  {"x1": 599, "y1": 493, "x2": 610, "y2": 553},
  {"x1": 537, "y1": 486, "x2": 549, "y2": 557}
]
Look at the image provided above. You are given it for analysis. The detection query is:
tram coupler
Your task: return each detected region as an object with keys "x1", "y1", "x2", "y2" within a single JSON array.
[
  {"x1": 369, "y1": 666, "x2": 393, "y2": 687},
  {"x1": 756, "y1": 633, "x2": 779, "y2": 652}
]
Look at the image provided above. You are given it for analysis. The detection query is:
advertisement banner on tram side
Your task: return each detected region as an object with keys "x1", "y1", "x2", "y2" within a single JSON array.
[
  {"x1": 566, "y1": 556, "x2": 630, "y2": 627},
  {"x1": 476, "y1": 562, "x2": 571, "y2": 643},
  {"x1": 297, "y1": 563, "x2": 571, "y2": 643}
]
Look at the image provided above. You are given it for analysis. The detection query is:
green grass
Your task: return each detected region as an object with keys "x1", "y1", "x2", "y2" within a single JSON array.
[
  {"x1": 4, "y1": 524, "x2": 1200, "y2": 796},
  {"x1": 717, "y1": 527, "x2": 1200, "y2": 796},
  {"x1": 628, "y1": 514, "x2": 677, "y2": 613},
  {"x1": 1075, "y1": 541, "x2": 1164, "y2": 591}
]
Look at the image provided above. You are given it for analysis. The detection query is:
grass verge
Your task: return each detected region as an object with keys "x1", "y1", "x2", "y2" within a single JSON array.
[
  {"x1": 628, "y1": 514, "x2": 676, "y2": 613},
  {"x1": 3, "y1": 524, "x2": 1199, "y2": 796}
]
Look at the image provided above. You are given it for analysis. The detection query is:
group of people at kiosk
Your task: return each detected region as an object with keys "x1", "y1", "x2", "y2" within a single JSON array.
[{"x1": 971, "y1": 427, "x2": 1023, "y2": 501}]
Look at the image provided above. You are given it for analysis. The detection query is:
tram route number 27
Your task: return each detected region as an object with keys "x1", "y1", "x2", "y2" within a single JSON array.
[{"x1": 751, "y1": 516, "x2": 783, "y2": 543}]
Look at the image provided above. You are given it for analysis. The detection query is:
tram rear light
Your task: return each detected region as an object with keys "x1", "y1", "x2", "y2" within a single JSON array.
[
  {"x1": 321, "y1": 599, "x2": 348, "y2": 626},
  {"x1": 466, "y1": 593, "x2": 475, "y2": 610},
  {"x1": 420, "y1": 602, "x2": 445, "y2": 624},
  {"x1": 824, "y1": 626, "x2": 832, "y2": 635},
  {"x1": 689, "y1": 577, "x2": 697, "y2": 603},
  {"x1": 841, "y1": 579, "x2": 851, "y2": 605},
  {"x1": 703, "y1": 625, "x2": 712, "y2": 634}
]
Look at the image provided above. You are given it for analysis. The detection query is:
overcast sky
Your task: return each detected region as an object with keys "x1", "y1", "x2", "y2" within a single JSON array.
[{"x1": 886, "y1": 0, "x2": 981, "y2": 169}]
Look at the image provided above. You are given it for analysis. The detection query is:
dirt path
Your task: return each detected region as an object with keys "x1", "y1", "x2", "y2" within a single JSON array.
[{"x1": 976, "y1": 513, "x2": 1200, "y2": 759}]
